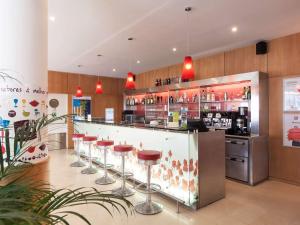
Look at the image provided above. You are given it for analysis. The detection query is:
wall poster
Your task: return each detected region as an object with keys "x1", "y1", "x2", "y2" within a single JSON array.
[{"x1": 283, "y1": 77, "x2": 300, "y2": 147}]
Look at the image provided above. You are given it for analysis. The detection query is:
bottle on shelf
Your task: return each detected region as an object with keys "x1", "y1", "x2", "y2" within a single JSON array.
[
  {"x1": 224, "y1": 91, "x2": 228, "y2": 101},
  {"x1": 243, "y1": 87, "x2": 247, "y2": 100},
  {"x1": 207, "y1": 89, "x2": 211, "y2": 101},
  {"x1": 211, "y1": 90, "x2": 215, "y2": 102},
  {"x1": 201, "y1": 90, "x2": 206, "y2": 101},
  {"x1": 247, "y1": 86, "x2": 251, "y2": 100}
]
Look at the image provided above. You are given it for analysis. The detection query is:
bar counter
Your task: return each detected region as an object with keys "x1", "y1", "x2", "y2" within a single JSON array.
[{"x1": 75, "y1": 120, "x2": 225, "y2": 209}]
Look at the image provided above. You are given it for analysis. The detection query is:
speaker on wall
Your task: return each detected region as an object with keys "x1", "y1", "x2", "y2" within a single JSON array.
[{"x1": 256, "y1": 41, "x2": 268, "y2": 55}]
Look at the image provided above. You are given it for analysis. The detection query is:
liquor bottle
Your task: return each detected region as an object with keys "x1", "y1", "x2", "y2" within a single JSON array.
[
  {"x1": 243, "y1": 87, "x2": 247, "y2": 100},
  {"x1": 211, "y1": 90, "x2": 215, "y2": 102},
  {"x1": 201, "y1": 90, "x2": 206, "y2": 101},
  {"x1": 224, "y1": 92, "x2": 228, "y2": 101},
  {"x1": 207, "y1": 90, "x2": 211, "y2": 101},
  {"x1": 247, "y1": 86, "x2": 251, "y2": 100}
]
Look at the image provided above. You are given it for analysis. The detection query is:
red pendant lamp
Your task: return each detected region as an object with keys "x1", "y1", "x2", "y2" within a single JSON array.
[
  {"x1": 125, "y1": 72, "x2": 136, "y2": 89},
  {"x1": 181, "y1": 7, "x2": 195, "y2": 81},
  {"x1": 75, "y1": 70, "x2": 83, "y2": 97},
  {"x1": 95, "y1": 80, "x2": 103, "y2": 94},
  {"x1": 76, "y1": 86, "x2": 83, "y2": 97},
  {"x1": 182, "y1": 56, "x2": 194, "y2": 80}
]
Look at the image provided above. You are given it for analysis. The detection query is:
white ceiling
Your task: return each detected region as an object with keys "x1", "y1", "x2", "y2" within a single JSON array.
[{"x1": 48, "y1": 0, "x2": 300, "y2": 78}]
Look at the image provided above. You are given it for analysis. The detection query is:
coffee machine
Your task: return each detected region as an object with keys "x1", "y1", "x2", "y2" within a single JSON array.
[{"x1": 234, "y1": 107, "x2": 249, "y2": 135}]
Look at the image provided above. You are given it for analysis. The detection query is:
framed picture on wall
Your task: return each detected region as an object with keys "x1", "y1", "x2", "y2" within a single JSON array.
[{"x1": 283, "y1": 77, "x2": 300, "y2": 148}]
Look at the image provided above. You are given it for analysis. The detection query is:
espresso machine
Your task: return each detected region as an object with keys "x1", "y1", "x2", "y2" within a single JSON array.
[{"x1": 234, "y1": 107, "x2": 249, "y2": 135}]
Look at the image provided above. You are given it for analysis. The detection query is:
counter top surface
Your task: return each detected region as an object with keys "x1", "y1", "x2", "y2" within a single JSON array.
[
  {"x1": 74, "y1": 119, "x2": 190, "y2": 133},
  {"x1": 75, "y1": 119, "x2": 259, "y2": 138}
]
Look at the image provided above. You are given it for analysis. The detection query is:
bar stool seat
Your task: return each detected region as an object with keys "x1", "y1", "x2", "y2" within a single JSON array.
[
  {"x1": 73, "y1": 134, "x2": 85, "y2": 139},
  {"x1": 135, "y1": 150, "x2": 163, "y2": 215},
  {"x1": 112, "y1": 144, "x2": 135, "y2": 197},
  {"x1": 83, "y1": 136, "x2": 97, "y2": 142},
  {"x1": 95, "y1": 140, "x2": 115, "y2": 185},
  {"x1": 81, "y1": 136, "x2": 98, "y2": 175},
  {"x1": 137, "y1": 150, "x2": 161, "y2": 161},
  {"x1": 70, "y1": 134, "x2": 85, "y2": 167},
  {"x1": 97, "y1": 140, "x2": 114, "y2": 147},
  {"x1": 114, "y1": 145, "x2": 133, "y2": 152}
]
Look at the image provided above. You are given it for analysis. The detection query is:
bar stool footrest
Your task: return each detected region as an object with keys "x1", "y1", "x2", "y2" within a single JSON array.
[
  {"x1": 135, "y1": 183, "x2": 161, "y2": 194},
  {"x1": 113, "y1": 171, "x2": 134, "y2": 179}
]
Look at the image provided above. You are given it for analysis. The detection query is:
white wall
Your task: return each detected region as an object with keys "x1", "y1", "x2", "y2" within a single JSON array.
[{"x1": 0, "y1": 0, "x2": 48, "y2": 123}]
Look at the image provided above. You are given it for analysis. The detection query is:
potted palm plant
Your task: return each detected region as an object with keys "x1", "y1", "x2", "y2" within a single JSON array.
[{"x1": 0, "y1": 114, "x2": 133, "y2": 225}]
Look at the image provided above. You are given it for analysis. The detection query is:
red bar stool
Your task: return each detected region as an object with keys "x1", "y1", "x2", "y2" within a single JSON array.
[
  {"x1": 112, "y1": 144, "x2": 135, "y2": 197},
  {"x1": 81, "y1": 136, "x2": 98, "y2": 174},
  {"x1": 70, "y1": 134, "x2": 86, "y2": 167},
  {"x1": 135, "y1": 150, "x2": 163, "y2": 215},
  {"x1": 95, "y1": 140, "x2": 115, "y2": 185}
]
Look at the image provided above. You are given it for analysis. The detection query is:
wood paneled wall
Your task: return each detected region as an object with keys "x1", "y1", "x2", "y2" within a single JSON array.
[
  {"x1": 135, "y1": 32, "x2": 300, "y2": 185},
  {"x1": 48, "y1": 71, "x2": 125, "y2": 147}
]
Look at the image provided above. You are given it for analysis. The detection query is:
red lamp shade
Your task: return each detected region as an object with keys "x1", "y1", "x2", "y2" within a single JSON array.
[
  {"x1": 181, "y1": 56, "x2": 195, "y2": 81},
  {"x1": 95, "y1": 81, "x2": 103, "y2": 94},
  {"x1": 125, "y1": 72, "x2": 136, "y2": 89},
  {"x1": 76, "y1": 86, "x2": 83, "y2": 97}
]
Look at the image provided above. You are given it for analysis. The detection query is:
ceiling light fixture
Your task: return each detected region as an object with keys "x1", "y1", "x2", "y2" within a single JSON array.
[
  {"x1": 231, "y1": 26, "x2": 238, "y2": 32},
  {"x1": 49, "y1": 16, "x2": 56, "y2": 22},
  {"x1": 181, "y1": 7, "x2": 195, "y2": 81},
  {"x1": 136, "y1": 60, "x2": 140, "y2": 64},
  {"x1": 172, "y1": 47, "x2": 177, "y2": 52},
  {"x1": 112, "y1": 68, "x2": 116, "y2": 72}
]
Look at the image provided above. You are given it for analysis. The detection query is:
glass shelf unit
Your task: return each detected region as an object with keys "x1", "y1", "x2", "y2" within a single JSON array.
[{"x1": 124, "y1": 80, "x2": 252, "y2": 124}]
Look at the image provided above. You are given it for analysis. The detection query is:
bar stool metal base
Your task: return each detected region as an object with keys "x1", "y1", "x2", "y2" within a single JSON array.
[
  {"x1": 95, "y1": 176, "x2": 115, "y2": 185},
  {"x1": 134, "y1": 201, "x2": 163, "y2": 215},
  {"x1": 112, "y1": 186, "x2": 135, "y2": 197},
  {"x1": 70, "y1": 161, "x2": 86, "y2": 167},
  {"x1": 81, "y1": 167, "x2": 98, "y2": 174}
]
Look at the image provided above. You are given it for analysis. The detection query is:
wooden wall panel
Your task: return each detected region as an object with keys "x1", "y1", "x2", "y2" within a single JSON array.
[
  {"x1": 267, "y1": 32, "x2": 300, "y2": 184},
  {"x1": 268, "y1": 33, "x2": 300, "y2": 77},
  {"x1": 48, "y1": 71, "x2": 125, "y2": 148},
  {"x1": 48, "y1": 71, "x2": 68, "y2": 93},
  {"x1": 224, "y1": 45, "x2": 267, "y2": 75},
  {"x1": 196, "y1": 53, "x2": 225, "y2": 79}
]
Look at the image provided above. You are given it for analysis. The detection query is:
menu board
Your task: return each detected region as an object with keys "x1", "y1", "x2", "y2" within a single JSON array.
[{"x1": 283, "y1": 77, "x2": 300, "y2": 148}]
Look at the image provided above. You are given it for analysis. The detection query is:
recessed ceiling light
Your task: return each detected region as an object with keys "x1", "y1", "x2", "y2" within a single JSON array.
[
  {"x1": 231, "y1": 26, "x2": 238, "y2": 32},
  {"x1": 112, "y1": 68, "x2": 116, "y2": 72},
  {"x1": 49, "y1": 16, "x2": 56, "y2": 22},
  {"x1": 136, "y1": 60, "x2": 141, "y2": 64},
  {"x1": 97, "y1": 54, "x2": 102, "y2": 57},
  {"x1": 77, "y1": 65, "x2": 83, "y2": 68},
  {"x1": 172, "y1": 47, "x2": 177, "y2": 52}
]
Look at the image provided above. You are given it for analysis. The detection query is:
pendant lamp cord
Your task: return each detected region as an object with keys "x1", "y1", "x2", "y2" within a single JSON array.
[
  {"x1": 186, "y1": 9, "x2": 191, "y2": 56},
  {"x1": 128, "y1": 38, "x2": 133, "y2": 72}
]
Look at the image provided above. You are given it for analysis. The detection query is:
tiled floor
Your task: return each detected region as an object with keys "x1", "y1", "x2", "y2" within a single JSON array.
[{"x1": 48, "y1": 150, "x2": 300, "y2": 225}]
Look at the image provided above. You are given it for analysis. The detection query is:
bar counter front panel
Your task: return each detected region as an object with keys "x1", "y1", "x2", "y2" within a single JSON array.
[{"x1": 75, "y1": 121, "x2": 225, "y2": 209}]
